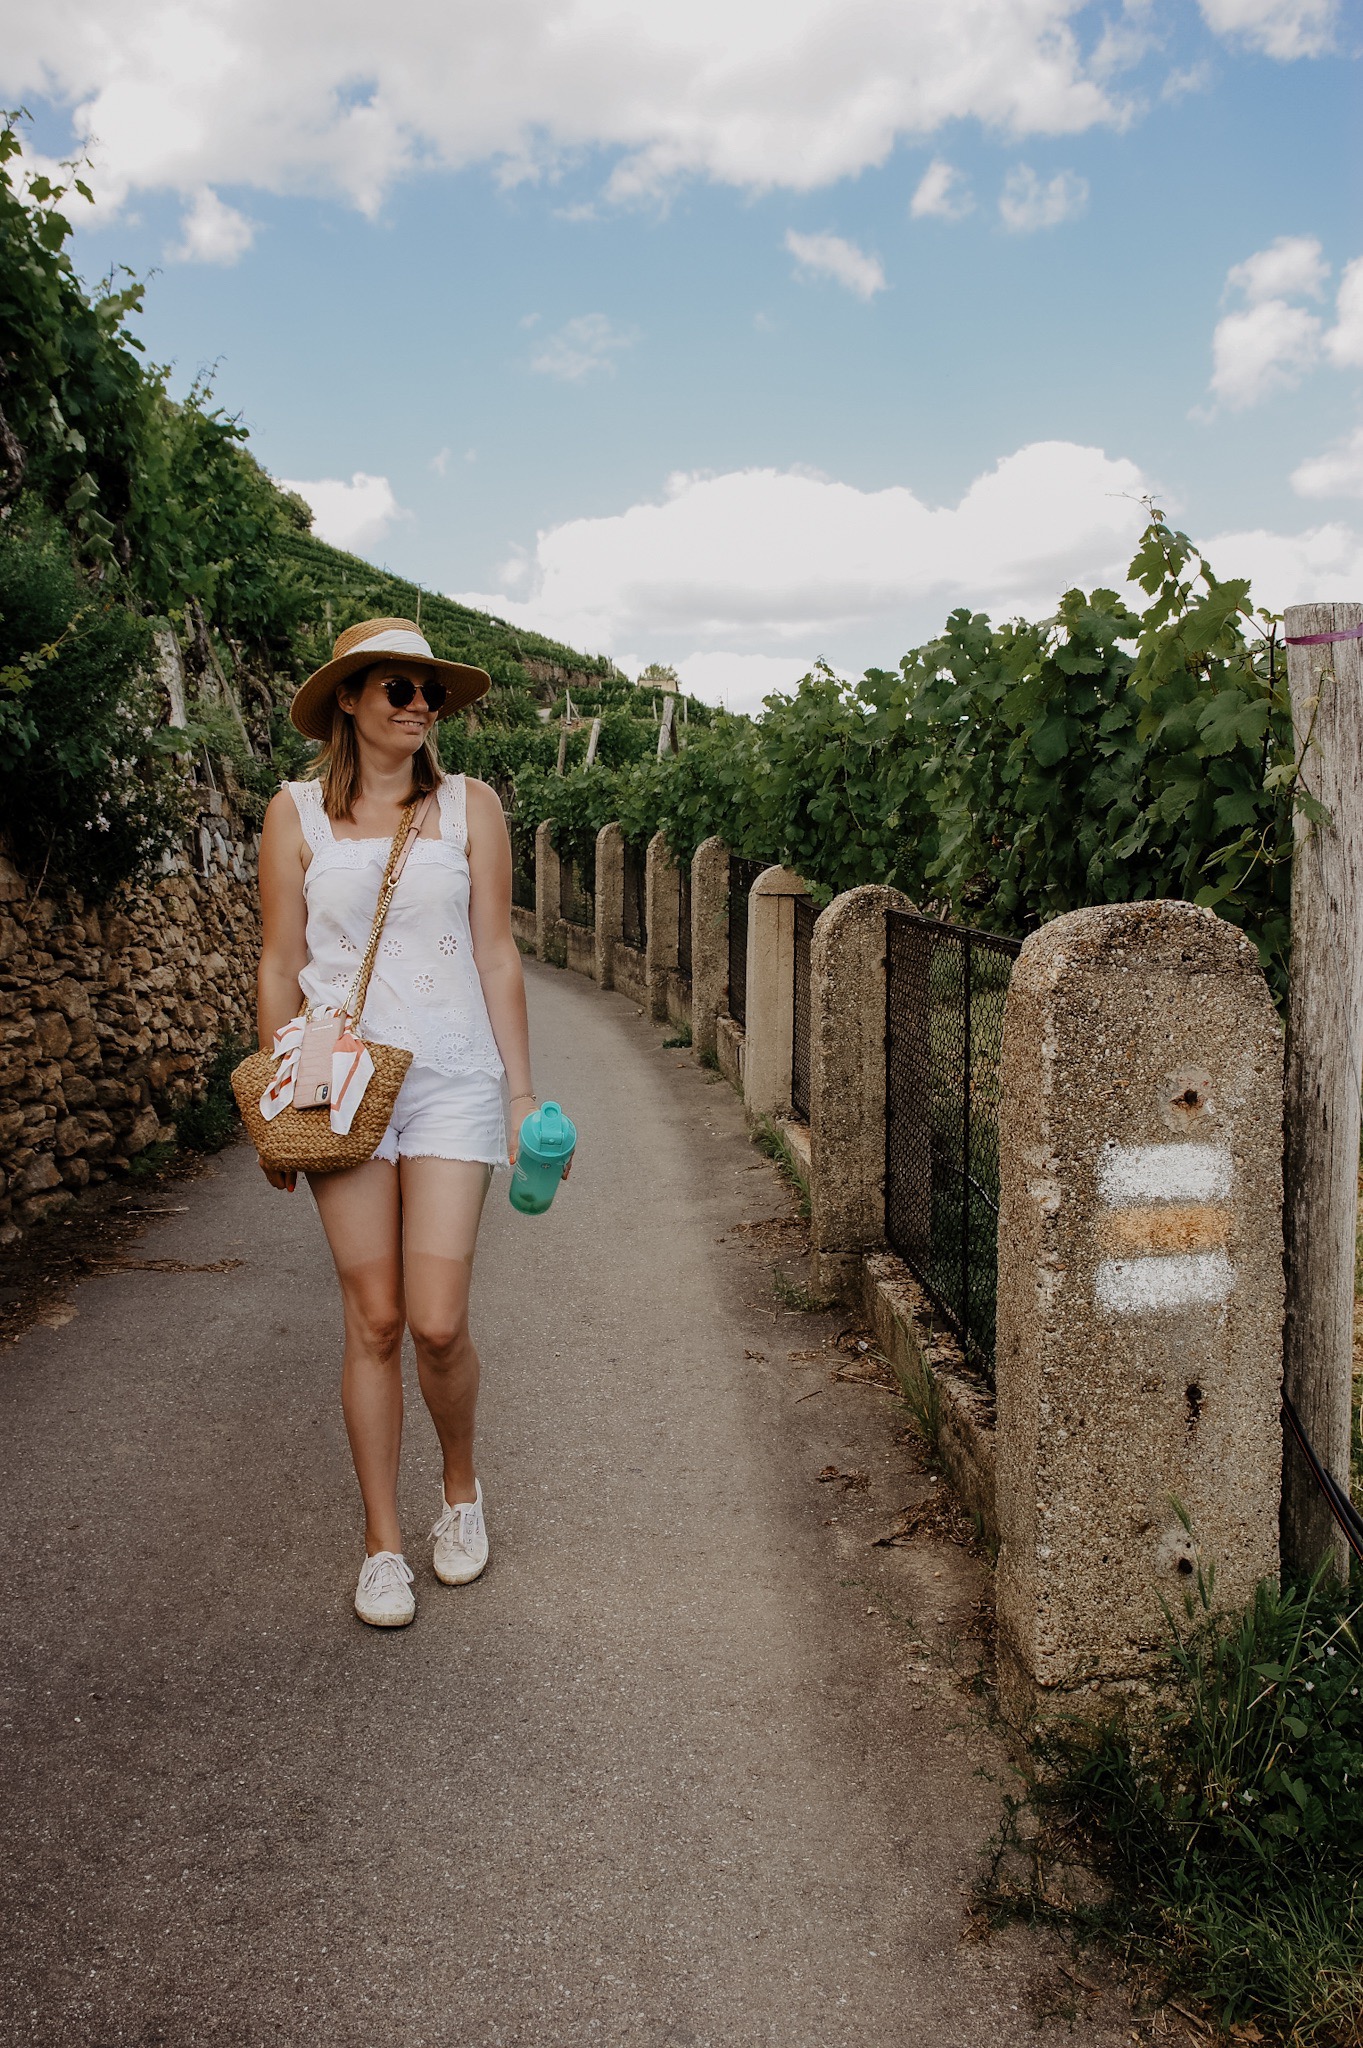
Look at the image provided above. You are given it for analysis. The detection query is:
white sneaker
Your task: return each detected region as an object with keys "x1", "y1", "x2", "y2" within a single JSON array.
[
  {"x1": 354, "y1": 1550, "x2": 416, "y2": 1627},
  {"x1": 430, "y1": 1479, "x2": 489, "y2": 1586}
]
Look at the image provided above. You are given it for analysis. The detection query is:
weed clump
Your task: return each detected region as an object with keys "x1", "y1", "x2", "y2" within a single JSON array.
[
  {"x1": 173, "y1": 1036, "x2": 248, "y2": 1153},
  {"x1": 985, "y1": 1568, "x2": 1363, "y2": 2043}
]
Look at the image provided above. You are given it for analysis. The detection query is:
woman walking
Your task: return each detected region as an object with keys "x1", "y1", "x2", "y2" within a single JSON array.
[{"x1": 254, "y1": 616, "x2": 549, "y2": 1628}]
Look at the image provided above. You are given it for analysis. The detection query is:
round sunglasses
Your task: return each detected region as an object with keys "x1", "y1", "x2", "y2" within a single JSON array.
[{"x1": 379, "y1": 675, "x2": 447, "y2": 712}]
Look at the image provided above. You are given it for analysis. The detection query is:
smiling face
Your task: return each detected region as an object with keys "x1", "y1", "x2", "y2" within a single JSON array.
[{"x1": 338, "y1": 661, "x2": 442, "y2": 758}]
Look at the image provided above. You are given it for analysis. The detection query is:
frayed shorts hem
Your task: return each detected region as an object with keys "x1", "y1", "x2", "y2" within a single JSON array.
[{"x1": 369, "y1": 1059, "x2": 507, "y2": 1171}]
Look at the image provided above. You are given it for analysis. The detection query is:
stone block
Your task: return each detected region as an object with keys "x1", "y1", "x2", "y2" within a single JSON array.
[
  {"x1": 742, "y1": 867, "x2": 810, "y2": 1123},
  {"x1": 123, "y1": 1105, "x2": 162, "y2": 1156},
  {"x1": 994, "y1": 901, "x2": 1284, "y2": 1726},
  {"x1": 34, "y1": 1011, "x2": 72, "y2": 1060},
  {"x1": 19, "y1": 1189, "x2": 73, "y2": 1224},
  {"x1": 690, "y1": 838, "x2": 730, "y2": 1063},
  {"x1": 10, "y1": 1153, "x2": 62, "y2": 1199}
]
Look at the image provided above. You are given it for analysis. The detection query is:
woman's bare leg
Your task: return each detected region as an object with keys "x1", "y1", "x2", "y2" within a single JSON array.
[
  {"x1": 307, "y1": 1159, "x2": 406, "y2": 1555},
  {"x1": 399, "y1": 1157, "x2": 493, "y2": 1504}
]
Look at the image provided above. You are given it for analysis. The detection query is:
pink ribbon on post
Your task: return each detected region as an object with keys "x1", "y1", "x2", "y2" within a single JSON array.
[{"x1": 1283, "y1": 623, "x2": 1363, "y2": 646}]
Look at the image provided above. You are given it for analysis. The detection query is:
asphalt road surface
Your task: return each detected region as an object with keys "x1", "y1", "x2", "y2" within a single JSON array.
[{"x1": 1, "y1": 959, "x2": 1130, "y2": 2048}]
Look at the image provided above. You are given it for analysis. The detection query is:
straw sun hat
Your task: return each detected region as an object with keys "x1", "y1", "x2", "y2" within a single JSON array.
[{"x1": 289, "y1": 617, "x2": 491, "y2": 741}]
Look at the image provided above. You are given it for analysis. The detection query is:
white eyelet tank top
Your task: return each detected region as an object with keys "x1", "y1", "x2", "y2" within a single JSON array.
[{"x1": 287, "y1": 775, "x2": 505, "y2": 1084}]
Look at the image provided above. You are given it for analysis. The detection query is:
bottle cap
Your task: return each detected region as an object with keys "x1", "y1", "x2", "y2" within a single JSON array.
[{"x1": 526, "y1": 1100, "x2": 575, "y2": 1156}]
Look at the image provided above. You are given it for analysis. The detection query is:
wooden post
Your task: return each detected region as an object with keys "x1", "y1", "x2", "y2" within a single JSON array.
[
  {"x1": 1282, "y1": 602, "x2": 1363, "y2": 1579},
  {"x1": 585, "y1": 716, "x2": 602, "y2": 766},
  {"x1": 656, "y1": 695, "x2": 677, "y2": 759}
]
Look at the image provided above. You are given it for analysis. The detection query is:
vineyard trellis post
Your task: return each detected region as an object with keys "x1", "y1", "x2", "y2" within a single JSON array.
[{"x1": 1281, "y1": 601, "x2": 1363, "y2": 1579}]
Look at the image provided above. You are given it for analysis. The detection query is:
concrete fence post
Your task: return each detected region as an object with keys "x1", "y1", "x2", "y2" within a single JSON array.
[
  {"x1": 594, "y1": 822, "x2": 624, "y2": 991},
  {"x1": 534, "y1": 821, "x2": 560, "y2": 963},
  {"x1": 1281, "y1": 600, "x2": 1363, "y2": 1579},
  {"x1": 645, "y1": 830, "x2": 681, "y2": 1024},
  {"x1": 994, "y1": 902, "x2": 1285, "y2": 1727},
  {"x1": 690, "y1": 837, "x2": 730, "y2": 1062},
  {"x1": 742, "y1": 867, "x2": 810, "y2": 1123},
  {"x1": 808, "y1": 885, "x2": 916, "y2": 1298}
]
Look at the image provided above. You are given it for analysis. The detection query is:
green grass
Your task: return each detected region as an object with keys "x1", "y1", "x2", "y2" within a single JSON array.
[
  {"x1": 770, "y1": 1268, "x2": 836, "y2": 1314},
  {"x1": 982, "y1": 1566, "x2": 1363, "y2": 2044},
  {"x1": 751, "y1": 1114, "x2": 811, "y2": 1220}
]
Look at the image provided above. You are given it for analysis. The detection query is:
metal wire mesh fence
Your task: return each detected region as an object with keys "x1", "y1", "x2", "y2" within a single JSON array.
[
  {"x1": 791, "y1": 896, "x2": 816, "y2": 1122},
  {"x1": 727, "y1": 856, "x2": 766, "y2": 1029},
  {"x1": 677, "y1": 861, "x2": 692, "y2": 982},
  {"x1": 885, "y1": 911, "x2": 1021, "y2": 1385},
  {"x1": 622, "y1": 840, "x2": 648, "y2": 953},
  {"x1": 559, "y1": 852, "x2": 594, "y2": 929}
]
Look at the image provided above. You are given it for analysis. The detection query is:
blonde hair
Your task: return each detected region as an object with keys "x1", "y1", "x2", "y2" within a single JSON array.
[{"x1": 307, "y1": 665, "x2": 442, "y2": 819}]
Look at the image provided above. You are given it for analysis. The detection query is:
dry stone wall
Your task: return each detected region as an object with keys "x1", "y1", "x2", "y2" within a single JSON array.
[{"x1": 0, "y1": 787, "x2": 260, "y2": 1245}]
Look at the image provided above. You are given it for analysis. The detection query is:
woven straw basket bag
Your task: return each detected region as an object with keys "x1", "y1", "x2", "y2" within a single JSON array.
[{"x1": 232, "y1": 795, "x2": 430, "y2": 1175}]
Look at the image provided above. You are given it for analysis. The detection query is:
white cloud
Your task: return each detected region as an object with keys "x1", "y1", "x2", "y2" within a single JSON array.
[
  {"x1": 784, "y1": 229, "x2": 885, "y2": 300},
  {"x1": 1292, "y1": 427, "x2": 1363, "y2": 500},
  {"x1": 1324, "y1": 256, "x2": 1363, "y2": 369},
  {"x1": 429, "y1": 447, "x2": 451, "y2": 476},
  {"x1": 673, "y1": 651, "x2": 821, "y2": 718},
  {"x1": 1226, "y1": 233, "x2": 1327, "y2": 304},
  {"x1": 529, "y1": 313, "x2": 635, "y2": 381},
  {"x1": 1209, "y1": 298, "x2": 1321, "y2": 407},
  {"x1": 451, "y1": 442, "x2": 1155, "y2": 672},
  {"x1": 910, "y1": 158, "x2": 974, "y2": 222},
  {"x1": 167, "y1": 185, "x2": 256, "y2": 264},
  {"x1": 0, "y1": 3, "x2": 1166, "y2": 222},
  {"x1": 1202, "y1": 520, "x2": 1363, "y2": 606},
  {"x1": 1196, "y1": 0, "x2": 1337, "y2": 60},
  {"x1": 278, "y1": 472, "x2": 403, "y2": 553},
  {"x1": 998, "y1": 164, "x2": 1088, "y2": 231}
]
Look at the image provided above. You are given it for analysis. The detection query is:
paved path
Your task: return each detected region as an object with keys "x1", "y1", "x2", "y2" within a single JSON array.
[{"x1": 1, "y1": 961, "x2": 1128, "y2": 2048}]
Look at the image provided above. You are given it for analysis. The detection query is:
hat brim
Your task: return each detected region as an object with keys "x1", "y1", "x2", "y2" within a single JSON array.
[{"x1": 289, "y1": 649, "x2": 491, "y2": 741}]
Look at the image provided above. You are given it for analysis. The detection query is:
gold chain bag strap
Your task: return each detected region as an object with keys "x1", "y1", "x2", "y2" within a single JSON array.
[{"x1": 232, "y1": 791, "x2": 436, "y2": 1175}]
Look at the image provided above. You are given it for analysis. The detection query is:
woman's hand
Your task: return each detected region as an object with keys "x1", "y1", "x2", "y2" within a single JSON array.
[
  {"x1": 259, "y1": 1157, "x2": 297, "y2": 1192},
  {"x1": 508, "y1": 1092, "x2": 536, "y2": 1167}
]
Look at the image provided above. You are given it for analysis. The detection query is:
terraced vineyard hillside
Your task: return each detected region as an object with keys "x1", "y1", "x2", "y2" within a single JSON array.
[{"x1": 278, "y1": 529, "x2": 617, "y2": 705}]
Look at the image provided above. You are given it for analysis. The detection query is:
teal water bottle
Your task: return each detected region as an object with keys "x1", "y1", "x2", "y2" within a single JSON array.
[{"x1": 509, "y1": 1100, "x2": 577, "y2": 1215}]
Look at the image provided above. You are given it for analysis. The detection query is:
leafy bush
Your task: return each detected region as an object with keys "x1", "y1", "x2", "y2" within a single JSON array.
[
  {"x1": 987, "y1": 1569, "x2": 1363, "y2": 2043},
  {"x1": 512, "y1": 514, "x2": 1304, "y2": 992},
  {"x1": 172, "y1": 1034, "x2": 248, "y2": 1152},
  {"x1": 0, "y1": 513, "x2": 188, "y2": 894}
]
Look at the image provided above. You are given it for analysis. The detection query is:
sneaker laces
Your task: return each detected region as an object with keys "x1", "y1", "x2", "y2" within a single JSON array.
[
  {"x1": 361, "y1": 1551, "x2": 413, "y2": 1596},
  {"x1": 429, "y1": 1496, "x2": 480, "y2": 1548}
]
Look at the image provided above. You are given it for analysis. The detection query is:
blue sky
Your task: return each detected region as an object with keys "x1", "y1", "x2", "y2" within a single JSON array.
[{"x1": 9, "y1": 0, "x2": 1362, "y2": 708}]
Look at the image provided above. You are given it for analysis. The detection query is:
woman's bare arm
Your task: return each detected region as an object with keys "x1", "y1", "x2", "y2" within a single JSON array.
[
  {"x1": 465, "y1": 777, "x2": 533, "y2": 1107},
  {"x1": 256, "y1": 789, "x2": 309, "y2": 1051}
]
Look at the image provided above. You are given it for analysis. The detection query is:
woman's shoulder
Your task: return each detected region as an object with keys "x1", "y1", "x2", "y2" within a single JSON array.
[
  {"x1": 460, "y1": 776, "x2": 507, "y2": 834},
  {"x1": 264, "y1": 785, "x2": 306, "y2": 830}
]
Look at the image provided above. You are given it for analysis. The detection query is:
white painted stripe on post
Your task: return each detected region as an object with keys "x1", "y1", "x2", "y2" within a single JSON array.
[
  {"x1": 1095, "y1": 1250, "x2": 1236, "y2": 1314},
  {"x1": 1097, "y1": 1143, "x2": 1233, "y2": 1207}
]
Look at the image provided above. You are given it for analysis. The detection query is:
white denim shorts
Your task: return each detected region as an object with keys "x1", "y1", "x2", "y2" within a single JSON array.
[{"x1": 371, "y1": 1059, "x2": 508, "y2": 1169}]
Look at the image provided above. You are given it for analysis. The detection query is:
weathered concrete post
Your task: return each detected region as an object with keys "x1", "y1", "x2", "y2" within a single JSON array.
[
  {"x1": 1282, "y1": 601, "x2": 1363, "y2": 1579},
  {"x1": 995, "y1": 902, "x2": 1284, "y2": 1727},
  {"x1": 809, "y1": 885, "x2": 916, "y2": 1297},
  {"x1": 534, "y1": 821, "x2": 560, "y2": 964},
  {"x1": 690, "y1": 837, "x2": 730, "y2": 1063},
  {"x1": 594, "y1": 821, "x2": 624, "y2": 991},
  {"x1": 645, "y1": 830, "x2": 681, "y2": 1024},
  {"x1": 743, "y1": 867, "x2": 810, "y2": 1123}
]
